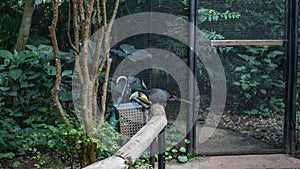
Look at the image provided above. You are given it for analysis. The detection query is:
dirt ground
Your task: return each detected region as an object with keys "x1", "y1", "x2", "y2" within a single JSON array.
[{"x1": 160, "y1": 154, "x2": 300, "y2": 169}]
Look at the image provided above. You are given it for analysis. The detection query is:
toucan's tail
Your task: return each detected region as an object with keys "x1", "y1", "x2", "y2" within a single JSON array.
[{"x1": 168, "y1": 95, "x2": 192, "y2": 104}]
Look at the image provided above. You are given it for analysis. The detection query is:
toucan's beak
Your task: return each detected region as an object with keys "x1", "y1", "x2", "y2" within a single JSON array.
[
  {"x1": 129, "y1": 91, "x2": 139, "y2": 101},
  {"x1": 138, "y1": 92, "x2": 152, "y2": 105},
  {"x1": 129, "y1": 91, "x2": 152, "y2": 105}
]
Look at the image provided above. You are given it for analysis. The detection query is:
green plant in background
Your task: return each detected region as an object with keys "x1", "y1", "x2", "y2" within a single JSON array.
[
  {"x1": 132, "y1": 123, "x2": 195, "y2": 168},
  {"x1": 231, "y1": 46, "x2": 285, "y2": 117},
  {"x1": 0, "y1": 45, "x2": 120, "y2": 168},
  {"x1": 165, "y1": 139, "x2": 195, "y2": 163},
  {"x1": 132, "y1": 151, "x2": 153, "y2": 169},
  {"x1": 0, "y1": 45, "x2": 73, "y2": 168},
  {"x1": 164, "y1": 124, "x2": 195, "y2": 163}
]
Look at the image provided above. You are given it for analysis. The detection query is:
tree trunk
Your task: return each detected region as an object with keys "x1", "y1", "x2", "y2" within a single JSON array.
[
  {"x1": 15, "y1": 0, "x2": 34, "y2": 51},
  {"x1": 80, "y1": 142, "x2": 97, "y2": 167}
]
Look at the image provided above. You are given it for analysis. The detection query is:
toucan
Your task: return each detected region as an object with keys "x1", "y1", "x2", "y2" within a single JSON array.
[{"x1": 129, "y1": 88, "x2": 191, "y2": 106}]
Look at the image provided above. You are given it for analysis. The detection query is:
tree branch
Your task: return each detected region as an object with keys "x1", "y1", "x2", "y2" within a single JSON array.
[
  {"x1": 67, "y1": 0, "x2": 79, "y2": 53},
  {"x1": 97, "y1": 58, "x2": 112, "y2": 129},
  {"x1": 94, "y1": 0, "x2": 119, "y2": 78},
  {"x1": 101, "y1": 0, "x2": 107, "y2": 26},
  {"x1": 70, "y1": 0, "x2": 83, "y2": 85},
  {"x1": 49, "y1": 0, "x2": 71, "y2": 128}
]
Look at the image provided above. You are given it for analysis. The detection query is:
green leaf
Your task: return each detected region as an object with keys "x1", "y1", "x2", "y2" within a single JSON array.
[
  {"x1": 241, "y1": 83, "x2": 248, "y2": 90},
  {"x1": 0, "y1": 87, "x2": 10, "y2": 91},
  {"x1": 25, "y1": 45, "x2": 37, "y2": 51},
  {"x1": 244, "y1": 93, "x2": 251, "y2": 98},
  {"x1": 8, "y1": 91, "x2": 17, "y2": 96},
  {"x1": 233, "y1": 81, "x2": 240, "y2": 86},
  {"x1": 4, "y1": 58, "x2": 10, "y2": 66},
  {"x1": 178, "y1": 155, "x2": 188, "y2": 163},
  {"x1": 59, "y1": 90, "x2": 72, "y2": 101},
  {"x1": 28, "y1": 72, "x2": 42, "y2": 80},
  {"x1": 179, "y1": 147, "x2": 186, "y2": 153},
  {"x1": 0, "y1": 152, "x2": 15, "y2": 159},
  {"x1": 188, "y1": 154, "x2": 196, "y2": 161},
  {"x1": 171, "y1": 148, "x2": 178, "y2": 153},
  {"x1": 252, "y1": 60, "x2": 261, "y2": 66},
  {"x1": 263, "y1": 58, "x2": 271, "y2": 63},
  {"x1": 237, "y1": 54, "x2": 250, "y2": 61},
  {"x1": 234, "y1": 66, "x2": 245, "y2": 71},
  {"x1": 111, "y1": 49, "x2": 126, "y2": 57},
  {"x1": 261, "y1": 75, "x2": 269, "y2": 79},
  {"x1": 45, "y1": 64, "x2": 56, "y2": 76},
  {"x1": 38, "y1": 44, "x2": 52, "y2": 50},
  {"x1": 260, "y1": 89, "x2": 267, "y2": 94},
  {"x1": 43, "y1": 82, "x2": 53, "y2": 88},
  {"x1": 267, "y1": 50, "x2": 283, "y2": 58},
  {"x1": 0, "y1": 50, "x2": 13, "y2": 60},
  {"x1": 127, "y1": 50, "x2": 152, "y2": 62},
  {"x1": 184, "y1": 139, "x2": 191, "y2": 144},
  {"x1": 10, "y1": 112, "x2": 23, "y2": 117},
  {"x1": 62, "y1": 70, "x2": 73, "y2": 77},
  {"x1": 268, "y1": 63, "x2": 278, "y2": 68},
  {"x1": 120, "y1": 44, "x2": 137, "y2": 55},
  {"x1": 10, "y1": 69, "x2": 23, "y2": 80},
  {"x1": 249, "y1": 82, "x2": 258, "y2": 87},
  {"x1": 38, "y1": 107, "x2": 48, "y2": 113}
]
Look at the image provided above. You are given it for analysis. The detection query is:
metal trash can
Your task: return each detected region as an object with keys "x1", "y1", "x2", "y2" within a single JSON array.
[{"x1": 114, "y1": 102, "x2": 148, "y2": 139}]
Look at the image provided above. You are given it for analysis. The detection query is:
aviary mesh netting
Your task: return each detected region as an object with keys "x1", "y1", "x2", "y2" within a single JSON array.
[{"x1": 108, "y1": 0, "x2": 290, "y2": 155}]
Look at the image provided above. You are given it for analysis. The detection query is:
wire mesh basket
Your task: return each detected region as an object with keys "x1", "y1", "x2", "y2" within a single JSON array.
[{"x1": 114, "y1": 102, "x2": 148, "y2": 139}]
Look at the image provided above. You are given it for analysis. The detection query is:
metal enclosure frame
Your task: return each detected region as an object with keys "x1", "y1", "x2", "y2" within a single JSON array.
[
  {"x1": 186, "y1": 0, "x2": 299, "y2": 156},
  {"x1": 284, "y1": 0, "x2": 299, "y2": 156},
  {"x1": 143, "y1": 0, "x2": 299, "y2": 156}
]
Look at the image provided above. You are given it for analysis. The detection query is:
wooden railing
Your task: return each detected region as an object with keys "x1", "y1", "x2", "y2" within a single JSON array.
[{"x1": 84, "y1": 104, "x2": 167, "y2": 169}]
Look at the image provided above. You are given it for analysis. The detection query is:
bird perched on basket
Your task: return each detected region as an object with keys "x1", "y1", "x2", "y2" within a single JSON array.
[
  {"x1": 129, "y1": 90, "x2": 152, "y2": 109},
  {"x1": 129, "y1": 88, "x2": 191, "y2": 107}
]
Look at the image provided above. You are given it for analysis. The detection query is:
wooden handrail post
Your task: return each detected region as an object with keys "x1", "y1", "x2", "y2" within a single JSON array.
[{"x1": 84, "y1": 104, "x2": 167, "y2": 169}]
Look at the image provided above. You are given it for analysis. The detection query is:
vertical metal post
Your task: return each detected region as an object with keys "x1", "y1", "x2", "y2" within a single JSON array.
[
  {"x1": 158, "y1": 128, "x2": 166, "y2": 169},
  {"x1": 192, "y1": 0, "x2": 199, "y2": 152},
  {"x1": 149, "y1": 140, "x2": 156, "y2": 168},
  {"x1": 148, "y1": 0, "x2": 153, "y2": 88},
  {"x1": 187, "y1": 0, "x2": 196, "y2": 155},
  {"x1": 284, "y1": 0, "x2": 299, "y2": 156}
]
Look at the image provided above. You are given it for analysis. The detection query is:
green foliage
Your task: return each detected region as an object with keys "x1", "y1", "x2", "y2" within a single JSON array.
[
  {"x1": 0, "y1": 45, "x2": 121, "y2": 168},
  {"x1": 132, "y1": 124, "x2": 194, "y2": 167},
  {"x1": 132, "y1": 152, "x2": 153, "y2": 169},
  {"x1": 198, "y1": 8, "x2": 240, "y2": 22},
  {"x1": 164, "y1": 124, "x2": 194, "y2": 163},
  {"x1": 0, "y1": 0, "x2": 23, "y2": 50},
  {"x1": 165, "y1": 139, "x2": 194, "y2": 163},
  {"x1": 111, "y1": 44, "x2": 152, "y2": 62},
  {"x1": 231, "y1": 46, "x2": 285, "y2": 117},
  {"x1": 0, "y1": 44, "x2": 73, "y2": 168}
]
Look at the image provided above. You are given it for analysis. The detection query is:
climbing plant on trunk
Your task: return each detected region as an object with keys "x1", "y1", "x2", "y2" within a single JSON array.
[{"x1": 49, "y1": 0, "x2": 119, "y2": 166}]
